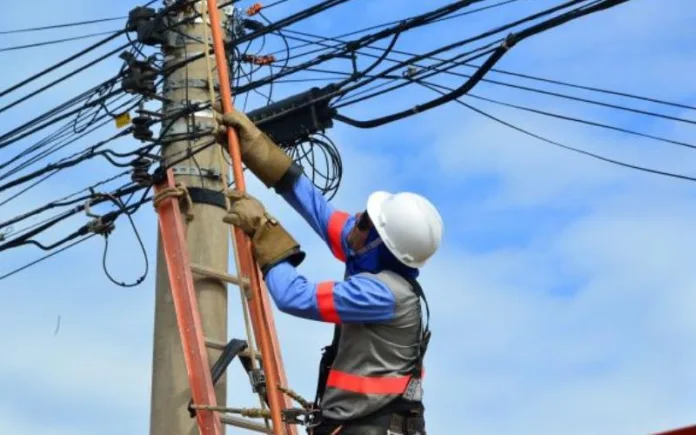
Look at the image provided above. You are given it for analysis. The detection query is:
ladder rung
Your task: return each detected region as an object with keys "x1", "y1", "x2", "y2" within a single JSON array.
[
  {"x1": 191, "y1": 264, "x2": 249, "y2": 287},
  {"x1": 220, "y1": 415, "x2": 272, "y2": 433},
  {"x1": 204, "y1": 338, "x2": 262, "y2": 359},
  {"x1": 204, "y1": 338, "x2": 226, "y2": 351},
  {"x1": 240, "y1": 348, "x2": 263, "y2": 359}
]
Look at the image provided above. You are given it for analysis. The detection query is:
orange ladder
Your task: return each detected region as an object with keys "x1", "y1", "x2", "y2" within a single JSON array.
[
  {"x1": 153, "y1": 167, "x2": 224, "y2": 435},
  {"x1": 152, "y1": 0, "x2": 297, "y2": 433},
  {"x1": 154, "y1": 168, "x2": 296, "y2": 435},
  {"x1": 204, "y1": 0, "x2": 297, "y2": 432}
]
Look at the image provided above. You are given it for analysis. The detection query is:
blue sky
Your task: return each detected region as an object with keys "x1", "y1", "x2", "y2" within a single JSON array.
[{"x1": 1, "y1": 1, "x2": 696, "y2": 434}]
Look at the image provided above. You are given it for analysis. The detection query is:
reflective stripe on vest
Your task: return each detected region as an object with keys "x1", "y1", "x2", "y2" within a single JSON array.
[
  {"x1": 326, "y1": 369, "x2": 411, "y2": 395},
  {"x1": 317, "y1": 271, "x2": 425, "y2": 420}
]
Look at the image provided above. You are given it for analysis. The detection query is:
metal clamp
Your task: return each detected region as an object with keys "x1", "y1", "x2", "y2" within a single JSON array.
[
  {"x1": 248, "y1": 369, "x2": 266, "y2": 394},
  {"x1": 164, "y1": 78, "x2": 217, "y2": 92},
  {"x1": 171, "y1": 166, "x2": 221, "y2": 180},
  {"x1": 282, "y1": 408, "x2": 321, "y2": 428}
]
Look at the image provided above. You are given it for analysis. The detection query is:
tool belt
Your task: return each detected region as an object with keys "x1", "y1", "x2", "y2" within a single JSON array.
[{"x1": 308, "y1": 399, "x2": 426, "y2": 435}]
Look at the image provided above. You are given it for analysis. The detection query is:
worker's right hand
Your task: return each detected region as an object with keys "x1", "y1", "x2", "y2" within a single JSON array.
[
  {"x1": 213, "y1": 102, "x2": 262, "y2": 153},
  {"x1": 223, "y1": 189, "x2": 306, "y2": 274}
]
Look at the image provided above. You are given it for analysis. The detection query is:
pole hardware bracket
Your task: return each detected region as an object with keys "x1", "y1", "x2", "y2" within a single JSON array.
[
  {"x1": 126, "y1": 6, "x2": 170, "y2": 46},
  {"x1": 120, "y1": 52, "x2": 160, "y2": 97},
  {"x1": 171, "y1": 166, "x2": 221, "y2": 180}
]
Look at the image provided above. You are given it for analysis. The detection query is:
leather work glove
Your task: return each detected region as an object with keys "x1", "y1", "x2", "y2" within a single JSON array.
[
  {"x1": 223, "y1": 189, "x2": 269, "y2": 235},
  {"x1": 213, "y1": 102, "x2": 294, "y2": 189},
  {"x1": 213, "y1": 101, "x2": 262, "y2": 153},
  {"x1": 224, "y1": 189, "x2": 306, "y2": 274}
]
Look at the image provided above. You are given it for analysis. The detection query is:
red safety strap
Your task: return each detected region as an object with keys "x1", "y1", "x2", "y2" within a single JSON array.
[{"x1": 326, "y1": 369, "x2": 413, "y2": 395}]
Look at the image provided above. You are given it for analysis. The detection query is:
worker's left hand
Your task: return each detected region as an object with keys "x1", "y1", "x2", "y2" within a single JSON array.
[
  {"x1": 212, "y1": 102, "x2": 262, "y2": 152},
  {"x1": 223, "y1": 189, "x2": 269, "y2": 236}
]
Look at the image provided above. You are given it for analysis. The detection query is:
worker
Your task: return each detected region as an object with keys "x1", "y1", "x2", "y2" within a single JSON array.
[{"x1": 214, "y1": 105, "x2": 443, "y2": 435}]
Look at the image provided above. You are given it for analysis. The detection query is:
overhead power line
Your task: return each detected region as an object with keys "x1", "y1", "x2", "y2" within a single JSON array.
[
  {"x1": 0, "y1": 16, "x2": 125, "y2": 35},
  {"x1": 464, "y1": 92, "x2": 696, "y2": 149},
  {"x1": 0, "y1": 30, "x2": 120, "y2": 53},
  {"x1": 332, "y1": 0, "x2": 628, "y2": 128},
  {"x1": 0, "y1": 0, "x2": 661, "y2": 285},
  {"x1": 0, "y1": 235, "x2": 96, "y2": 281},
  {"x1": 278, "y1": 26, "x2": 696, "y2": 114},
  {"x1": 415, "y1": 79, "x2": 696, "y2": 184},
  {"x1": 0, "y1": 30, "x2": 126, "y2": 98}
]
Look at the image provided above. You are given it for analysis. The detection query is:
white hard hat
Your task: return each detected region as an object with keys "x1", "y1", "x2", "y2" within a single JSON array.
[{"x1": 366, "y1": 190, "x2": 444, "y2": 268}]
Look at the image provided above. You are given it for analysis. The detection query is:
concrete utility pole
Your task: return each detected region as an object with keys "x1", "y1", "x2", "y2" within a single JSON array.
[{"x1": 150, "y1": 2, "x2": 229, "y2": 434}]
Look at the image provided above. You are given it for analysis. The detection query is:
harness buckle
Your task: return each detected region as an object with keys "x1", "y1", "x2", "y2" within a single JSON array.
[
  {"x1": 402, "y1": 377, "x2": 423, "y2": 402},
  {"x1": 282, "y1": 408, "x2": 322, "y2": 428}
]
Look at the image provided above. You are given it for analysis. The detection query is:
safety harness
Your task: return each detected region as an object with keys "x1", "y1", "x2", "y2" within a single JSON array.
[{"x1": 311, "y1": 274, "x2": 431, "y2": 428}]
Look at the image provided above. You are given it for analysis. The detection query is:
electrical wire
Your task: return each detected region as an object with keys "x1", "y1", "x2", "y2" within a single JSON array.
[
  {"x1": 464, "y1": 92, "x2": 696, "y2": 149},
  {"x1": 216, "y1": 0, "x2": 596, "y2": 129},
  {"x1": 99, "y1": 194, "x2": 149, "y2": 288},
  {"x1": 0, "y1": 17, "x2": 125, "y2": 35},
  {"x1": 0, "y1": 93, "x2": 142, "y2": 178},
  {"x1": 0, "y1": 128, "x2": 215, "y2": 253},
  {"x1": 0, "y1": 183, "x2": 150, "y2": 253},
  {"x1": 200, "y1": 0, "x2": 504, "y2": 114},
  {"x1": 0, "y1": 171, "x2": 131, "y2": 235},
  {"x1": 0, "y1": 30, "x2": 121, "y2": 53},
  {"x1": 414, "y1": 78, "x2": 696, "y2": 184},
  {"x1": 162, "y1": 0, "x2": 354, "y2": 80},
  {"x1": 0, "y1": 91, "x2": 202, "y2": 194},
  {"x1": 270, "y1": 0, "x2": 526, "y2": 64},
  {"x1": 271, "y1": 18, "x2": 696, "y2": 118},
  {"x1": 0, "y1": 130, "x2": 133, "y2": 195},
  {"x1": 0, "y1": 30, "x2": 127, "y2": 98},
  {"x1": 0, "y1": 87, "x2": 127, "y2": 150},
  {"x1": 0, "y1": 0, "x2": 659, "y2": 282},
  {"x1": 333, "y1": 0, "x2": 632, "y2": 128},
  {"x1": 0, "y1": 235, "x2": 96, "y2": 282},
  {"x1": 282, "y1": 133, "x2": 343, "y2": 199}
]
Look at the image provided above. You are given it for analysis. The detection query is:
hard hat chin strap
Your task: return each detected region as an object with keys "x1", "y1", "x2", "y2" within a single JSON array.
[{"x1": 353, "y1": 237, "x2": 383, "y2": 257}]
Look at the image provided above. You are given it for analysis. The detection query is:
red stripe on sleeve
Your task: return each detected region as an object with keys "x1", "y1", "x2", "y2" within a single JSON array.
[
  {"x1": 316, "y1": 281, "x2": 341, "y2": 323},
  {"x1": 327, "y1": 211, "x2": 350, "y2": 262}
]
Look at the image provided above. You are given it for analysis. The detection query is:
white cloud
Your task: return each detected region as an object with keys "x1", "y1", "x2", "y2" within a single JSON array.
[
  {"x1": 415, "y1": 198, "x2": 696, "y2": 434},
  {"x1": 3, "y1": 1, "x2": 696, "y2": 435}
]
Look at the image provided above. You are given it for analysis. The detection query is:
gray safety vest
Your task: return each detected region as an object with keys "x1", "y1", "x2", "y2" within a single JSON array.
[{"x1": 315, "y1": 270, "x2": 430, "y2": 421}]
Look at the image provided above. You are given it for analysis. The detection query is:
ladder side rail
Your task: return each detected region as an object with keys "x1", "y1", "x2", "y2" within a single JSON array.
[
  {"x1": 205, "y1": 1, "x2": 296, "y2": 433},
  {"x1": 154, "y1": 168, "x2": 223, "y2": 435}
]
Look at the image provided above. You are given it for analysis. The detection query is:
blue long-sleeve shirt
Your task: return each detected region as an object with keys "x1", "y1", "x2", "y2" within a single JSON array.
[{"x1": 263, "y1": 175, "x2": 396, "y2": 324}]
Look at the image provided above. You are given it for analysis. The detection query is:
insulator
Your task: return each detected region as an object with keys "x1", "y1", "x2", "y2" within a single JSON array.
[
  {"x1": 131, "y1": 157, "x2": 152, "y2": 187},
  {"x1": 122, "y1": 59, "x2": 159, "y2": 96},
  {"x1": 132, "y1": 114, "x2": 154, "y2": 141},
  {"x1": 126, "y1": 6, "x2": 168, "y2": 46}
]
